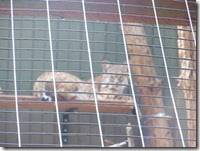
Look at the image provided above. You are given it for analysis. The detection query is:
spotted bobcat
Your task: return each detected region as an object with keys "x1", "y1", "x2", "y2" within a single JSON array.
[
  {"x1": 33, "y1": 61, "x2": 132, "y2": 101},
  {"x1": 79, "y1": 61, "x2": 132, "y2": 100}
]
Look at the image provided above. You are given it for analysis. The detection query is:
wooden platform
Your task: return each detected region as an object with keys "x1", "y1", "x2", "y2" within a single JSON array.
[{"x1": 0, "y1": 95, "x2": 134, "y2": 113}]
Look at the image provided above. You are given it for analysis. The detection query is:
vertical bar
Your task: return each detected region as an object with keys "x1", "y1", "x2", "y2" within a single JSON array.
[
  {"x1": 10, "y1": 0, "x2": 21, "y2": 147},
  {"x1": 151, "y1": 0, "x2": 185, "y2": 147},
  {"x1": 82, "y1": 0, "x2": 104, "y2": 147},
  {"x1": 184, "y1": 0, "x2": 196, "y2": 47},
  {"x1": 116, "y1": 0, "x2": 145, "y2": 147},
  {"x1": 46, "y1": 0, "x2": 63, "y2": 147}
]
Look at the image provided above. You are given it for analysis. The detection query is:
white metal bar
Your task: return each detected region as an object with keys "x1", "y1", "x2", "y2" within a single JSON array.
[
  {"x1": 82, "y1": 0, "x2": 104, "y2": 147},
  {"x1": 10, "y1": 0, "x2": 21, "y2": 147},
  {"x1": 116, "y1": 0, "x2": 145, "y2": 147},
  {"x1": 184, "y1": 0, "x2": 196, "y2": 47},
  {"x1": 151, "y1": 0, "x2": 186, "y2": 147},
  {"x1": 46, "y1": 0, "x2": 63, "y2": 147}
]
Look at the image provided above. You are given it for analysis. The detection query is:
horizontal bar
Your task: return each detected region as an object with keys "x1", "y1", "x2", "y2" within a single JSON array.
[
  {"x1": 0, "y1": 131, "x2": 193, "y2": 142},
  {"x1": 0, "y1": 119, "x2": 196, "y2": 128},
  {"x1": 0, "y1": 26, "x2": 196, "y2": 42},
  {"x1": 0, "y1": 104, "x2": 196, "y2": 116}
]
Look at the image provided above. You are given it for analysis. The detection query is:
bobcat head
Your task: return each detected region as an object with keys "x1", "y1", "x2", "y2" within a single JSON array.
[{"x1": 100, "y1": 61, "x2": 129, "y2": 93}]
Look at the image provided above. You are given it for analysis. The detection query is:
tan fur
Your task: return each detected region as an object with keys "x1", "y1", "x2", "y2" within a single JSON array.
[
  {"x1": 79, "y1": 61, "x2": 132, "y2": 100},
  {"x1": 33, "y1": 61, "x2": 132, "y2": 101},
  {"x1": 33, "y1": 72, "x2": 82, "y2": 100}
]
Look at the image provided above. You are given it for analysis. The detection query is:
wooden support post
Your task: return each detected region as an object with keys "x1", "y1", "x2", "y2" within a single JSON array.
[
  {"x1": 123, "y1": 23, "x2": 173, "y2": 147},
  {"x1": 177, "y1": 26, "x2": 196, "y2": 147}
]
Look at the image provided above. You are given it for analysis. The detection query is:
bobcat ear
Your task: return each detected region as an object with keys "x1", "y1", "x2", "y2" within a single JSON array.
[{"x1": 101, "y1": 60, "x2": 111, "y2": 72}]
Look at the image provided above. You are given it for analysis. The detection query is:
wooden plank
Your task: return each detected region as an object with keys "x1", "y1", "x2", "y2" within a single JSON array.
[
  {"x1": 0, "y1": 95, "x2": 134, "y2": 113},
  {"x1": 0, "y1": 0, "x2": 196, "y2": 25}
]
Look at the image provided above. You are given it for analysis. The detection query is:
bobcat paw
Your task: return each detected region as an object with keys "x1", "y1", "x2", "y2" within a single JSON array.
[{"x1": 41, "y1": 92, "x2": 52, "y2": 102}]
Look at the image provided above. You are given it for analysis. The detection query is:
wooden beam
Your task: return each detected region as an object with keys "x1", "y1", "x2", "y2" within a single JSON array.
[
  {"x1": 0, "y1": 95, "x2": 134, "y2": 113},
  {"x1": 0, "y1": 0, "x2": 196, "y2": 25}
]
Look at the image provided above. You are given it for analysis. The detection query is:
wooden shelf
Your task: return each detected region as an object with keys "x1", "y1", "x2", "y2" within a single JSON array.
[
  {"x1": 0, "y1": 95, "x2": 134, "y2": 113},
  {"x1": 0, "y1": 0, "x2": 196, "y2": 25}
]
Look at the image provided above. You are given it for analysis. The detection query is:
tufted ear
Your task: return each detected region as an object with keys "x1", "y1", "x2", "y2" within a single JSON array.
[{"x1": 101, "y1": 60, "x2": 111, "y2": 72}]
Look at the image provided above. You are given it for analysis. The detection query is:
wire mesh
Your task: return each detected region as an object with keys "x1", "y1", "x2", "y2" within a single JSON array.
[{"x1": 0, "y1": 0, "x2": 197, "y2": 148}]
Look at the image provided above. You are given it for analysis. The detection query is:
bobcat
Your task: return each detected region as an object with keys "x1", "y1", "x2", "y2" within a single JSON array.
[
  {"x1": 33, "y1": 61, "x2": 132, "y2": 101},
  {"x1": 79, "y1": 61, "x2": 132, "y2": 100}
]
